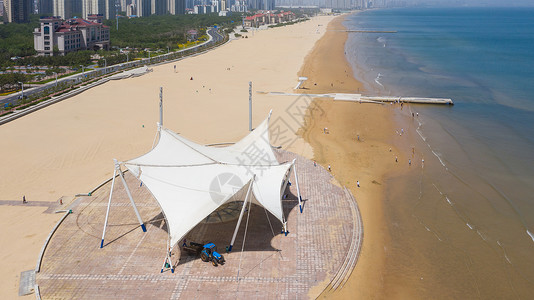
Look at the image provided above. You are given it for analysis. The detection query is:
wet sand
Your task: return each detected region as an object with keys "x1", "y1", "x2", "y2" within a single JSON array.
[
  {"x1": 298, "y1": 15, "x2": 421, "y2": 298},
  {"x1": 299, "y1": 12, "x2": 531, "y2": 299}
]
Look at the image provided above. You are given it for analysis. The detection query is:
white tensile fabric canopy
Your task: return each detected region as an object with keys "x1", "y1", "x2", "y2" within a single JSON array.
[{"x1": 122, "y1": 115, "x2": 293, "y2": 248}]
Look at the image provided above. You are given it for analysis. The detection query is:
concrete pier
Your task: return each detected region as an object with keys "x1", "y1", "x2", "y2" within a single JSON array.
[
  {"x1": 268, "y1": 92, "x2": 454, "y2": 105},
  {"x1": 359, "y1": 95, "x2": 454, "y2": 105},
  {"x1": 333, "y1": 30, "x2": 397, "y2": 33},
  {"x1": 345, "y1": 30, "x2": 397, "y2": 33}
]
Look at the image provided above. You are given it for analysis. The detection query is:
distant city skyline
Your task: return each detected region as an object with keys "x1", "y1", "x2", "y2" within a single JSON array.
[
  {"x1": 275, "y1": 0, "x2": 534, "y2": 7},
  {"x1": 403, "y1": 0, "x2": 534, "y2": 6},
  {"x1": 4, "y1": 0, "x2": 533, "y2": 24}
]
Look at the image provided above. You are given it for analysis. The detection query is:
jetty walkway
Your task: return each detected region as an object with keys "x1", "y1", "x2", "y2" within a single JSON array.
[{"x1": 268, "y1": 92, "x2": 454, "y2": 105}]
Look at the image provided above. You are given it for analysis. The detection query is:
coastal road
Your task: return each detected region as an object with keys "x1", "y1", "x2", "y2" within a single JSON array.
[
  {"x1": 0, "y1": 28, "x2": 224, "y2": 110},
  {"x1": 207, "y1": 27, "x2": 224, "y2": 44}
]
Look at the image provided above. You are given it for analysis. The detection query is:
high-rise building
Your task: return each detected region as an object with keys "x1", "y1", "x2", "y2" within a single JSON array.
[
  {"x1": 151, "y1": 0, "x2": 165, "y2": 15},
  {"x1": 71, "y1": 0, "x2": 82, "y2": 15},
  {"x1": 247, "y1": 0, "x2": 273, "y2": 11},
  {"x1": 136, "y1": 0, "x2": 150, "y2": 16},
  {"x1": 125, "y1": 2, "x2": 134, "y2": 15},
  {"x1": 82, "y1": 0, "x2": 104, "y2": 18},
  {"x1": 3, "y1": 0, "x2": 31, "y2": 23},
  {"x1": 38, "y1": 0, "x2": 53, "y2": 14},
  {"x1": 82, "y1": 0, "x2": 116, "y2": 19},
  {"x1": 54, "y1": 0, "x2": 72, "y2": 18},
  {"x1": 264, "y1": 0, "x2": 274, "y2": 10},
  {"x1": 168, "y1": 0, "x2": 184, "y2": 14},
  {"x1": 104, "y1": 0, "x2": 117, "y2": 19}
]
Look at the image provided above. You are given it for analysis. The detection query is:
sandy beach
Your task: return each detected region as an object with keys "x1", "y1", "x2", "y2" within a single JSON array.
[
  {"x1": 0, "y1": 12, "x2": 418, "y2": 298},
  {"x1": 0, "y1": 15, "x2": 334, "y2": 298},
  {"x1": 297, "y1": 15, "x2": 398, "y2": 298}
]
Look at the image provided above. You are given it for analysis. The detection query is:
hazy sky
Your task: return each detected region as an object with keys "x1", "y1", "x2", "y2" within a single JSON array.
[{"x1": 408, "y1": 0, "x2": 534, "y2": 7}]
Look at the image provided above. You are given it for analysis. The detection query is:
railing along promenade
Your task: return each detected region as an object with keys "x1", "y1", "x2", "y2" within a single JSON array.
[{"x1": 0, "y1": 28, "x2": 228, "y2": 125}]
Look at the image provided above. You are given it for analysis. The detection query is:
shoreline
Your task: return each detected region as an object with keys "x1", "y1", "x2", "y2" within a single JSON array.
[
  {"x1": 302, "y1": 12, "x2": 465, "y2": 298},
  {"x1": 298, "y1": 14, "x2": 414, "y2": 298}
]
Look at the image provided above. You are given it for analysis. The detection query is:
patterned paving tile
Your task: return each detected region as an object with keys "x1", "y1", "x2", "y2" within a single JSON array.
[{"x1": 36, "y1": 150, "x2": 361, "y2": 299}]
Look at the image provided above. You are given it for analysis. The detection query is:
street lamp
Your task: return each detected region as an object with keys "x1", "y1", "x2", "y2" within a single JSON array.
[
  {"x1": 126, "y1": 52, "x2": 129, "y2": 62},
  {"x1": 53, "y1": 72, "x2": 57, "y2": 86},
  {"x1": 18, "y1": 81, "x2": 24, "y2": 99},
  {"x1": 167, "y1": 46, "x2": 170, "y2": 53},
  {"x1": 80, "y1": 65, "x2": 84, "y2": 75},
  {"x1": 103, "y1": 58, "x2": 107, "y2": 74}
]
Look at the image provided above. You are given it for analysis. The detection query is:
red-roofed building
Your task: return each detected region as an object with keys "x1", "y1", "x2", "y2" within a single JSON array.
[
  {"x1": 33, "y1": 15, "x2": 110, "y2": 56},
  {"x1": 243, "y1": 11, "x2": 295, "y2": 27}
]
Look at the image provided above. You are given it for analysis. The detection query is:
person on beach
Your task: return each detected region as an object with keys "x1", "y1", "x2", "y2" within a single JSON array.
[
  {"x1": 313, "y1": 160, "x2": 317, "y2": 167},
  {"x1": 357, "y1": 135, "x2": 360, "y2": 141},
  {"x1": 395, "y1": 156, "x2": 398, "y2": 163},
  {"x1": 357, "y1": 181, "x2": 360, "y2": 188},
  {"x1": 422, "y1": 158, "x2": 424, "y2": 167},
  {"x1": 328, "y1": 165, "x2": 331, "y2": 172},
  {"x1": 22, "y1": 195, "x2": 26, "y2": 204},
  {"x1": 409, "y1": 159, "x2": 411, "y2": 166},
  {"x1": 174, "y1": 65, "x2": 176, "y2": 72}
]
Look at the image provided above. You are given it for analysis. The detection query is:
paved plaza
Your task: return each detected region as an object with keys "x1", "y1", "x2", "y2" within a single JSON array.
[{"x1": 35, "y1": 150, "x2": 362, "y2": 299}]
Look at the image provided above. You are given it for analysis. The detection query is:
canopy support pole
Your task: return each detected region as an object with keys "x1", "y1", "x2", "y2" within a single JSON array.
[
  {"x1": 160, "y1": 241, "x2": 174, "y2": 273},
  {"x1": 115, "y1": 159, "x2": 146, "y2": 232},
  {"x1": 280, "y1": 164, "x2": 294, "y2": 201},
  {"x1": 100, "y1": 167, "x2": 118, "y2": 248},
  {"x1": 159, "y1": 86, "x2": 163, "y2": 127},
  {"x1": 228, "y1": 175, "x2": 255, "y2": 252},
  {"x1": 152, "y1": 122, "x2": 161, "y2": 149},
  {"x1": 279, "y1": 162, "x2": 295, "y2": 236},
  {"x1": 249, "y1": 81, "x2": 252, "y2": 131},
  {"x1": 293, "y1": 161, "x2": 303, "y2": 213}
]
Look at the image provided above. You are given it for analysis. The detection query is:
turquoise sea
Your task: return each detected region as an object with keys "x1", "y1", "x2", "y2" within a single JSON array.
[{"x1": 344, "y1": 7, "x2": 534, "y2": 298}]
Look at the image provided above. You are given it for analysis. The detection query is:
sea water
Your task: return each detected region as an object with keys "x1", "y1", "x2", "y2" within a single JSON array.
[{"x1": 344, "y1": 7, "x2": 534, "y2": 298}]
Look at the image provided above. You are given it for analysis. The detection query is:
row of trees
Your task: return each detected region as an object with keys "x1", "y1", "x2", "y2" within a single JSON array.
[
  {"x1": 0, "y1": 16, "x2": 40, "y2": 67},
  {"x1": 0, "y1": 73, "x2": 30, "y2": 93},
  {"x1": 104, "y1": 13, "x2": 243, "y2": 50},
  {"x1": 1, "y1": 13, "x2": 243, "y2": 69},
  {"x1": 15, "y1": 50, "x2": 93, "y2": 68}
]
